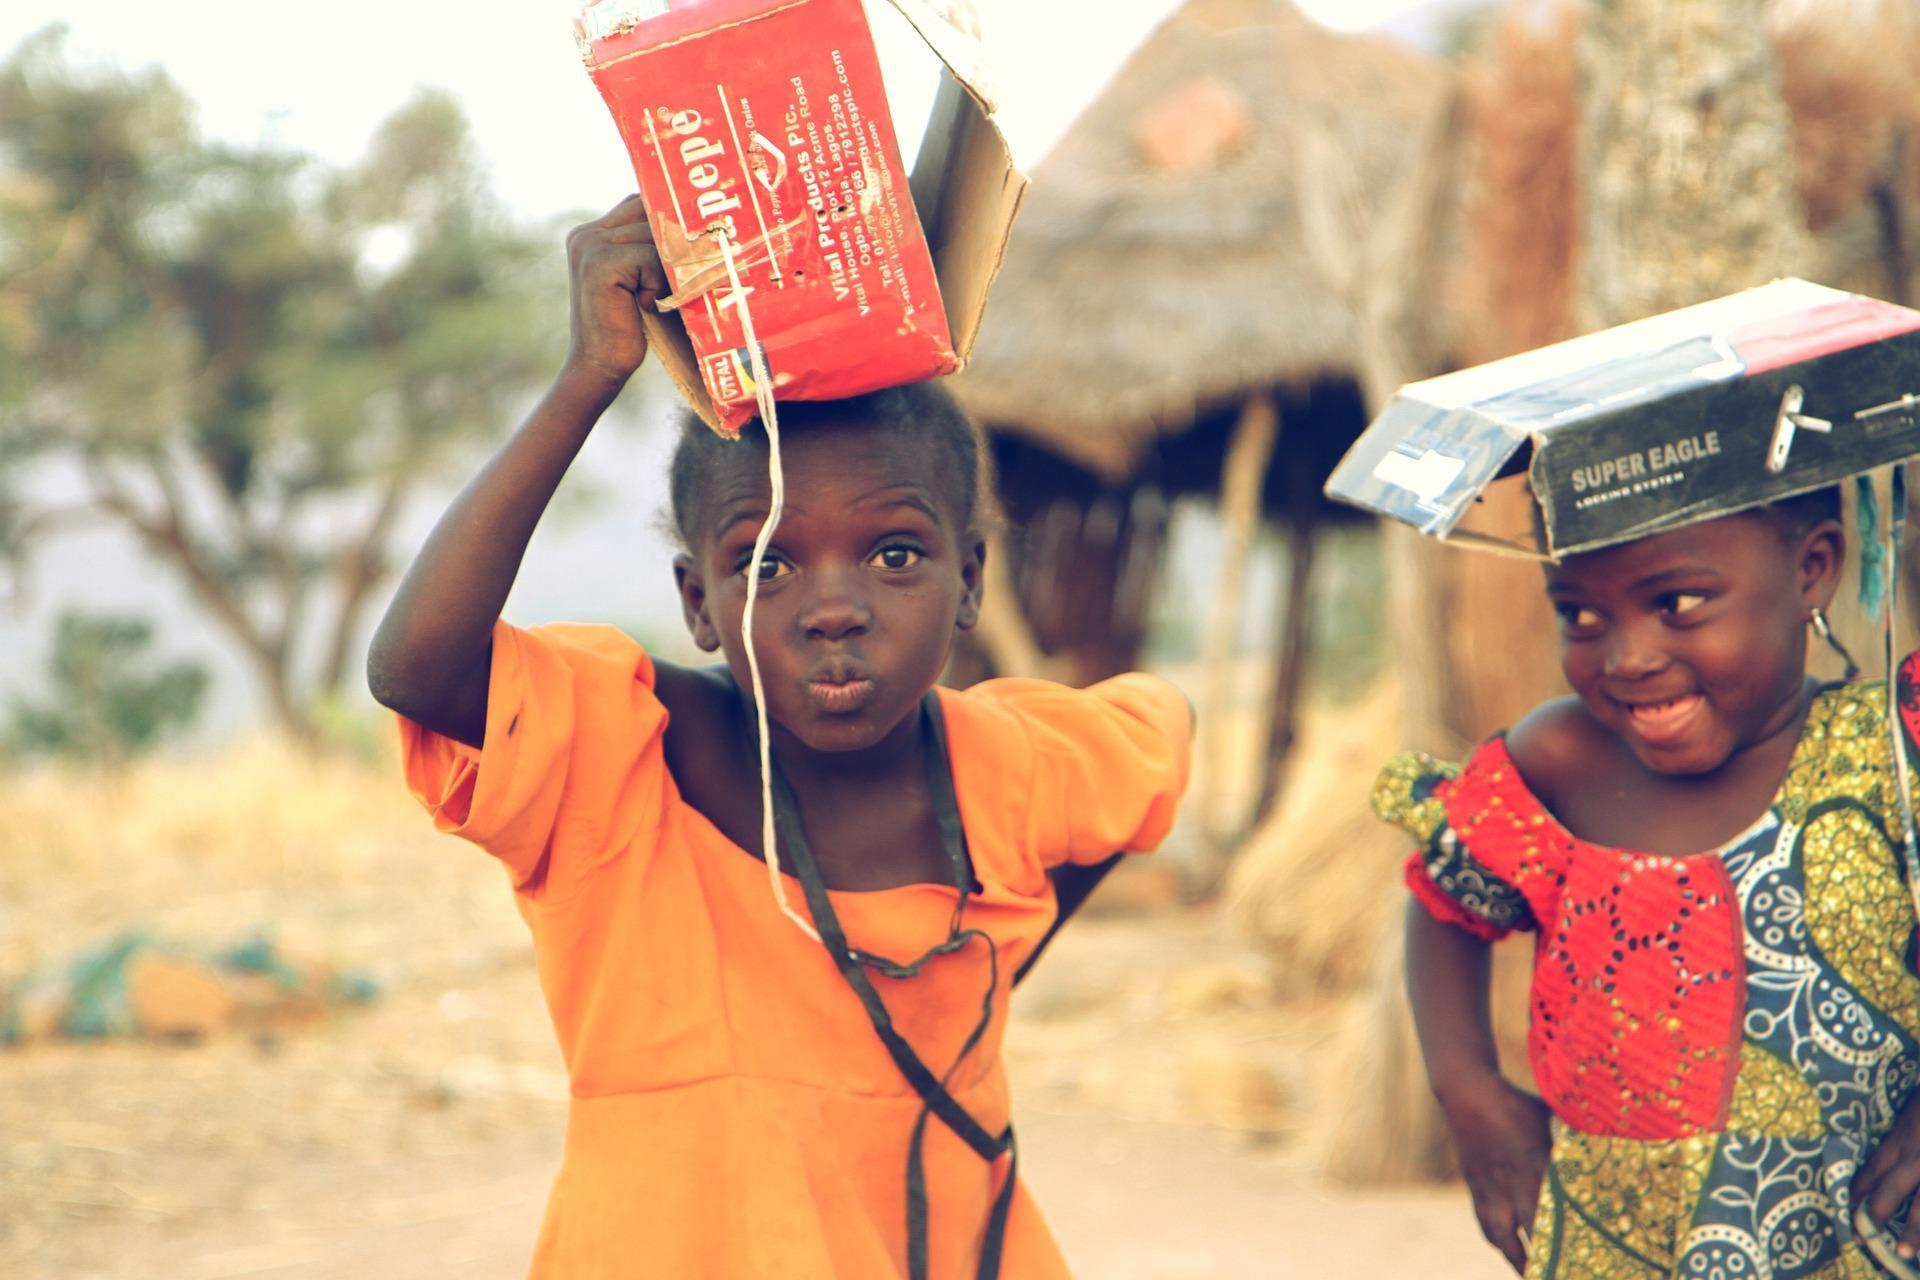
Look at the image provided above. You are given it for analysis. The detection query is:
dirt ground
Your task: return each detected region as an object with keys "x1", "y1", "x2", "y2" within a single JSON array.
[{"x1": 0, "y1": 744, "x2": 1505, "y2": 1279}]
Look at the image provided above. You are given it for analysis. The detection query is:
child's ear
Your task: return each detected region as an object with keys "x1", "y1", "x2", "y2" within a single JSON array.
[
  {"x1": 673, "y1": 552, "x2": 723, "y2": 652},
  {"x1": 955, "y1": 535, "x2": 986, "y2": 632},
  {"x1": 1798, "y1": 518, "x2": 1846, "y2": 611}
]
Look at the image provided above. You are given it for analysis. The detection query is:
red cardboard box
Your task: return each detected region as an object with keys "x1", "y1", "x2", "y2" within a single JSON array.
[{"x1": 578, "y1": 0, "x2": 1019, "y2": 434}]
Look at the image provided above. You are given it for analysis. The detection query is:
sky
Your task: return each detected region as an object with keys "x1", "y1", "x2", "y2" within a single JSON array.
[
  {"x1": 0, "y1": 0, "x2": 1431, "y2": 736},
  {"x1": 3, "y1": 0, "x2": 1424, "y2": 219}
]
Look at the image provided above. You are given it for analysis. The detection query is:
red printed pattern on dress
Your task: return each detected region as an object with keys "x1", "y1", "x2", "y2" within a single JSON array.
[
  {"x1": 1896, "y1": 652, "x2": 1920, "y2": 771},
  {"x1": 1437, "y1": 740, "x2": 1747, "y2": 1140}
]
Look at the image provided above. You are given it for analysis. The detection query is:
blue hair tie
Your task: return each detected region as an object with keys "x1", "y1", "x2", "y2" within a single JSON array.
[{"x1": 1859, "y1": 474, "x2": 1887, "y2": 623}]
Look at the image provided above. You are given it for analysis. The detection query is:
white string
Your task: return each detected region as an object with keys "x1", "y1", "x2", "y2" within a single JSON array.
[
  {"x1": 1881, "y1": 464, "x2": 1920, "y2": 924},
  {"x1": 716, "y1": 230, "x2": 821, "y2": 944}
]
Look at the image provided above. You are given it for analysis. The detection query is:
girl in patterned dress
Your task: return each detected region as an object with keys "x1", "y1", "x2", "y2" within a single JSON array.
[{"x1": 1377, "y1": 486, "x2": 1920, "y2": 1278}]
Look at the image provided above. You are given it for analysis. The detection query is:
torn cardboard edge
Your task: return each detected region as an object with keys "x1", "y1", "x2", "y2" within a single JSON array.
[{"x1": 620, "y1": 0, "x2": 1028, "y2": 433}]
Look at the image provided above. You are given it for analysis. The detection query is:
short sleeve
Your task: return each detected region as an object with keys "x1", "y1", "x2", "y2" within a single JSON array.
[
  {"x1": 397, "y1": 619, "x2": 670, "y2": 898},
  {"x1": 975, "y1": 672, "x2": 1192, "y2": 869},
  {"x1": 1898, "y1": 652, "x2": 1920, "y2": 782},
  {"x1": 1372, "y1": 749, "x2": 1537, "y2": 941}
]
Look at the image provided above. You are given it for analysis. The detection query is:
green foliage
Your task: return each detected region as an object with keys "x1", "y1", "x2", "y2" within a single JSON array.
[
  {"x1": 0, "y1": 27, "x2": 563, "y2": 735},
  {"x1": 1438, "y1": 1, "x2": 1504, "y2": 61},
  {"x1": 6, "y1": 611, "x2": 208, "y2": 761},
  {"x1": 304, "y1": 688, "x2": 393, "y2": 765}
]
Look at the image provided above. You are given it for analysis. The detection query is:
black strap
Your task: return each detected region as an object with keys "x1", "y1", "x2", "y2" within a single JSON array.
[{"x1": 767, "y1": 695, "x2": 1015, "y2": 1279}]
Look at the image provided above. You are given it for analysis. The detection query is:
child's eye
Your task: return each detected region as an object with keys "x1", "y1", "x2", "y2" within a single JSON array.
[
  {"x1": 870, "y1": 545, "x2": 923, "y2": 571},
  {"x1": 1659, "y1": 592, "x2": 1708, "y2": 617},
  {"x1": 1555, "y1": 604, "x2": 1601, "y2": 631},
  {"x1": 736, "y1": 553, "x2": 792, "y2": 581}
]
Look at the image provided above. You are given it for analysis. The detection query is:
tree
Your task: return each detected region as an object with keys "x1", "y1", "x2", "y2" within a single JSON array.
[
  {"x1": 0, "y1": 28, "x2": 557, "y2": 737},
  {"x1": 1576, "y1": 0, "x2": 1810, "y2": 328},
  {"x1": 6, "y1": 611, "x2": 208, "y2": 762}
]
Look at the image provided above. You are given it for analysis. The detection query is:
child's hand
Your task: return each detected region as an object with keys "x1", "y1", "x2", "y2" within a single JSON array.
[
  {"x1": 1439, "y1": 1074, "x2": 1551, "y2": 1274},
  {"x1": 1855, "y1": 1095, "x2": 1920, "y2": 1260},
  {"x1": 565, "y1": 194, "x2": 667, "y2": 387}
]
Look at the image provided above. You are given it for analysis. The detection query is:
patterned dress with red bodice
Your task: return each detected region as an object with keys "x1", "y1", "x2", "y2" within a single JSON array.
[{"x1": 1377, "y1": 678, "x2": 1920, "y2": 1279}]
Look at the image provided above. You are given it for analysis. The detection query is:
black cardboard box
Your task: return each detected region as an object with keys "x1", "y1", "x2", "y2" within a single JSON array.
[{"x1": 1326, "y1": 280, "x2": 1920, "y2": 558}]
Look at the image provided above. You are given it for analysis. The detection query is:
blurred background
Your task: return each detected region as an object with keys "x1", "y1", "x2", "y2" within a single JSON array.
[{"x1": 4, "y1": 0, "x2": 1919, "y2": 1276}]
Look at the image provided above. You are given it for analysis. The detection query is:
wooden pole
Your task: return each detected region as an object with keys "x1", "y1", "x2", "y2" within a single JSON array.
[
  {"x1": 1250, "y1": 457, "x2": 1319, "y2": 826},
  {"x1": 1198, "y1": 392, "x2": 1279, "y2": 856},
  {"x1": 971, "y1": 526, "x2": 1053, "y2": 680}
]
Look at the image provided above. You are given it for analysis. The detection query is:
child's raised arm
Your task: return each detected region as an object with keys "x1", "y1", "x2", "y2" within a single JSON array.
[
  {"x1": 366, "y1": 196, "x2": 666, "y2": 747},
  {"x1": 1406, "y1": 903, "x2": 1550, "y2": 1274}
]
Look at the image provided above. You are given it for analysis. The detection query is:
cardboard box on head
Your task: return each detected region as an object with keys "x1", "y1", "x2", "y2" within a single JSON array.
[
  {"x1": 577, "y1": 0, "x2": 1025, "y2": 436},
  {"x1": 1326, "y1": 280, "x2": 1920, "y2": 559}
]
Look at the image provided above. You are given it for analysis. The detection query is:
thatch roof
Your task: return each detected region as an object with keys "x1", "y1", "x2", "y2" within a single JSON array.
[{"x1": 953, "y1": 0, "x2": 1448, "y2": 482}]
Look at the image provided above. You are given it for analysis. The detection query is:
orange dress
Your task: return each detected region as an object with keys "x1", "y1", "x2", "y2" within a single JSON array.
[{"x1": 399, "y1": 621, "x2": 1191, "y2": 1279}]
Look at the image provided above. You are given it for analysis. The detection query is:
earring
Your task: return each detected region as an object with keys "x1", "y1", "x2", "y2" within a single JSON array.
[{"x1": 1810, "y1": 606, "x2": 1861, "y2": 679}]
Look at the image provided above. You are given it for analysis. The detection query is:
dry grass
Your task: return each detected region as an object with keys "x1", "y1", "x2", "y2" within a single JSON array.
[
  {"x1": 1221, "y1": 681, "x2": 1536, "y2": 1184},
  {"x1": 1224, "y1": 679, "x2": 1409, "y2": 998},
  {"x1": 0, "y1": 739, "x2": 564, "y2": 1277},
  {"x1": 1309, "y1": 914, "x2": 1459, "y2": 1185},
  {"x1": 1215, "y1": 679, "x2": 1474, "y2": 1181},
  {"x1": 0, "y1": 737, "x2": 526, "y2": 988}
]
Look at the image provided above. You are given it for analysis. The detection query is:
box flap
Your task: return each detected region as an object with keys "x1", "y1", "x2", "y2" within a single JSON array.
[
  {"x1": 1322, "y1": 392, "x2": 1533, "y2": 537},
  {"x1": 883, "y1": 0, "x2": 1027, "y2": 366},
  {"x1": 882, "y1": 0, "x2": 1000, "y2": 112},
  {"x1": 917, "y1": 76, "x2": 1026, "y2": 364}
]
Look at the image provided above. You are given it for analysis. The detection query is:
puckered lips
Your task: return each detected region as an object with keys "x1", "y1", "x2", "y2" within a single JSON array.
[
  {"x1": 1614, "y1": 691, "x2": 1705, "y2": 747},
  {"x1": 803, "y1": 657, "x2": 878, "y2": 715}
]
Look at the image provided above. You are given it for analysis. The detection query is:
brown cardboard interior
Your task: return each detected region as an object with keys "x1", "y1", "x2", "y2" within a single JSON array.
[
  {"x1": 1446, "y1": 470, "x2": 1546, "y2": 557},
  {"x1": 634, "y1": 2, "x2": 1026, "y2": 432},
  {"x1": 639, "y1": 291, "x2": 712, "y2": 428},
  {"x1": 926, "y1": 77, "x2": 1025, "y2": 366}
]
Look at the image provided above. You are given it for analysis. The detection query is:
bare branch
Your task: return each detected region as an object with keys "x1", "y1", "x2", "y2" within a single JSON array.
[
  {"x1": 80, "y1": 452, "x2": 164, "y2": 541},
  {"x1": 85, "y1": 447, "x2": 288, "y2": 707},
  {"x1": 9, "y1": 503, "x2": 116, "y2": 543}
]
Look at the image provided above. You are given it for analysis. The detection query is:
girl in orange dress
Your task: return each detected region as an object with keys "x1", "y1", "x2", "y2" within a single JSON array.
[{"x1": 367, "y1": 195, "x2": 1191, "y2": 1279}]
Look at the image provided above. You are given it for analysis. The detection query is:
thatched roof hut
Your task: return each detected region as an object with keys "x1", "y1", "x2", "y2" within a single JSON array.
[
  {"x1": 958, "y1": 0, "x2": 1445, "y2": 483},
  {"x1": 951, "y1": 0, "x2": 1446, "y2": 843}
]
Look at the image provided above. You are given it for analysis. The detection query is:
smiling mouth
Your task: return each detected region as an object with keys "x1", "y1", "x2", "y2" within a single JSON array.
[{"x1": 1620, "y1": 693, "x2": 1704, "y2": 744}]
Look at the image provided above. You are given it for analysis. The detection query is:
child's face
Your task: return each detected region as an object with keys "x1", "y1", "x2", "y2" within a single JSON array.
[
  {"x1": 1543, "y1": 511, "x2": 1842, "y2": 776},
  {"x1": 673, "y1": 420, "x2": 984, "y2": 756}
]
